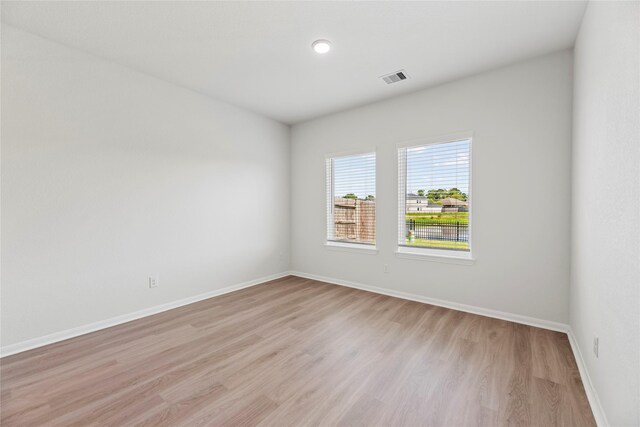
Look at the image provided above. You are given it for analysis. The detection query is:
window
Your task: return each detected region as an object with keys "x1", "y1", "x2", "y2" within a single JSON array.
[
  {"x1": 398, "y1": 136, "x2": 472, "y2": 256},
  {"x1": 326, "y1": 151, "x2": 376, "y2": 246}
]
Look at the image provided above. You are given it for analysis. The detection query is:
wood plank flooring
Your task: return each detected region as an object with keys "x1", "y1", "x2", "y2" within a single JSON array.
[{"x1": 0, "y1": 276, "x2": 596, "y2": 426}]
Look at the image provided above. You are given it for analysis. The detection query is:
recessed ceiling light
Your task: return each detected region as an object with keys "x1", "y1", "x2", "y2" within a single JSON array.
[{"x1": 312, "y1": 39, "x2": 331, "y2": 54}]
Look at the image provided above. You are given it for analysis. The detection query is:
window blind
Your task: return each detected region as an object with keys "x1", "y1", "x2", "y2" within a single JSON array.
[
  {"x1": 326, "y1": 152, "x2": 376, "y2": 245},
  {"x1": 398, "y1": 138, "x2": 471, "y2": 252}
]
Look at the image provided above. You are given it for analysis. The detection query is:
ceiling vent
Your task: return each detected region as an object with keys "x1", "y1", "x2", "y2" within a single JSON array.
[{"x1": 380, "y1": 70, "x2": 409, "y2": 84}]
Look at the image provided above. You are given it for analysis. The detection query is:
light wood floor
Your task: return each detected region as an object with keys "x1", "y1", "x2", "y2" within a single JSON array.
[{"x1": 1, "y1": 276, "x2": 595, "y2": 426}]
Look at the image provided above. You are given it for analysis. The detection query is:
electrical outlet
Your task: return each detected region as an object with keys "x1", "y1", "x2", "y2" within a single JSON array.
[
  {"x1": 384, "y1": 264, "x2": 390, "y2": 273},
  {"x1": 593, "y1": 336, "x2": 599, "y2": 358},
  {"x1": 149, "y1": 276, "x2": 158, "y2": 288}
]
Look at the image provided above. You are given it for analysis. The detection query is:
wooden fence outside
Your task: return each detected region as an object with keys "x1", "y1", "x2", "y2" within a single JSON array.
[{"x1": 333, "y1": 197, "x2": 376, "y2": 244}]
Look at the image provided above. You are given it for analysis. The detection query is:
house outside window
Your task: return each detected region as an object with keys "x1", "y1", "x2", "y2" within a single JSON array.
[{"x1": 398, "y1": 135, "x2": 472, "y2": 258}]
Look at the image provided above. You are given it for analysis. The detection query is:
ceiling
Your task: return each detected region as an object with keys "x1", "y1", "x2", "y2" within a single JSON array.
[{"x1": 2, "y1": 1, "x2": 586, "y2": 124}]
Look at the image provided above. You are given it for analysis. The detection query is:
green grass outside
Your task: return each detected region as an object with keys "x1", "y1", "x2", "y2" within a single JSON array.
[
  {"x1": 406, "y1": 212, "x2": 468, "y2": 225},
  {"x1": 404, "y1": 238, "x2": 469, "y2": 251}
]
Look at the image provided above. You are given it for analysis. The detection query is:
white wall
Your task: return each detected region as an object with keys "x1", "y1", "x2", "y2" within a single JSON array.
[
  {"x1": 291, "y1": 51, "x2": 573, "y2": 324},
  {"x1": 0, "y1": 26, "x2": 290, "y2": 348},
  {"x1": 571, "y1": 2, "x2": 640, "y2": 426}
]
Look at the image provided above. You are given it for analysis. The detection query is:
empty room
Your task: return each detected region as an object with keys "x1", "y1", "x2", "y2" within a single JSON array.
[{"x1": 1, "y1": 1, "x2": 638, "y2": 426}]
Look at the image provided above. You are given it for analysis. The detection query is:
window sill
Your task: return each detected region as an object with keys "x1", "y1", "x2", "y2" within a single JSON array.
[
  {"x1": 325, "y1": 242, "x2": 378, "y2": 255},
  {"x1": 395, "y1": 248, "x2": 475, "y2": 265}
]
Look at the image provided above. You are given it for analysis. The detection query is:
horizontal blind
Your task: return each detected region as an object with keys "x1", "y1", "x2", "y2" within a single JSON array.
[
  {"x1": 326, "y1": 152, "x2": 376, "y2": 245},
  {"x1": 398, "y1": 139, "x2": 471, "y2": 252}
]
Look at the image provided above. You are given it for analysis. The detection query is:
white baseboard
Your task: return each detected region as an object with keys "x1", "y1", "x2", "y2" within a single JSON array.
[
  {"x1": 0, "y1": 271, "x2": 290, "y2": 358},
  {"x1": 290, "y1": 271, "x2": 569, "y2": 333},
  {"x1": 567, "y1": 328, "x2": 609, "y2": 427}
]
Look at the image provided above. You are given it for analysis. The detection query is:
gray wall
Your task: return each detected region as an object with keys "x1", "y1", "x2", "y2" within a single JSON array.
[
  {"x1": 291, "y1": 50, "x2": 573, "y2": 324},
  {"x1": 1, "y1": 26, "x2": 291, "y2": 347},
  {"x1": 571, "y1": 2, "x2": 640, "y2": 425}
]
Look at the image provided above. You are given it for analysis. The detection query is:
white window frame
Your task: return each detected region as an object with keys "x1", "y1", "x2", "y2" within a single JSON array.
[
  {"x1": 396, "y1": 132, "x2": 475, "y2": 264},
  {"x1": 325, "y1": 148, "x2": 378, "y2": 253}
]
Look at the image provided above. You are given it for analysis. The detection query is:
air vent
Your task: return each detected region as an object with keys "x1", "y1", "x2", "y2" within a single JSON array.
[{"x1": 380, "y1": 70, "x2": 409, "y2": 84}]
